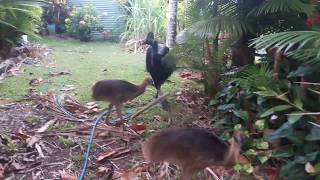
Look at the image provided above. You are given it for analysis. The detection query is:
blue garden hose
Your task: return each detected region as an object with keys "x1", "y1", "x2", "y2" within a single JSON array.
[
  {"x1": 79, "y1": 110, "x2": 110, "y2": 180},
  {"x1": 78, "y1": 109, "x2": 135, "y2": 180}
]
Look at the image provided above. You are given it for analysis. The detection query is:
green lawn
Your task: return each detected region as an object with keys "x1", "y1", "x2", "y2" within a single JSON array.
[{"x1": 0, "y1": 37, "x2": 182, "y2": 121}]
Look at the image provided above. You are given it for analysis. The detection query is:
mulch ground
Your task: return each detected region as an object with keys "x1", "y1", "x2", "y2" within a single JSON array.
[{"x1": 0, "y1": 82, "x2": 222, "y2": 180}]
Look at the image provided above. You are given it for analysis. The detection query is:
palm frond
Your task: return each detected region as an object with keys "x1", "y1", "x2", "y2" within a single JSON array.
[
  {"x1": 251, "y1": 0, "x2": 312, "y2": 16},
  {"x1": 235, "y1": 63, "x2": 275, "y2": 91},
  {"x1": 251, "y1": 31, "x2": 320, "y2": 51},
  {"x1": 188, "y1": 16, "x2": 251, "y2": 39},
  {"x1": 251, "y1": 31, "x2": 320, "y2": 65}
]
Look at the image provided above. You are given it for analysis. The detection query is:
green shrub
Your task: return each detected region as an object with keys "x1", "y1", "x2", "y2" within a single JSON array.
[
  {"x1": 211, "y1": 63, "x2": 320, "y2": 179},
  {"x1": 42, "y1": 0, "x2": 71, "y2": 34},
  {"x1": 65, "y1": 5, "x2": 103, "y2": 41},
  {"x1": 0, "y1": 0, "x2": 43, "y2": 58}
]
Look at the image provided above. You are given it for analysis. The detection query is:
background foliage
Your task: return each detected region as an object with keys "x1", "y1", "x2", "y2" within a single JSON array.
[
  {"x1": 65, "y1": 5, "x2": 103, "y2": 41},
  {"x1": 174, "y1": 0, "x2": 320, "y2": 178},
  {"x1": 0, "y1": 0, "x2": 43, "y2": 58}
]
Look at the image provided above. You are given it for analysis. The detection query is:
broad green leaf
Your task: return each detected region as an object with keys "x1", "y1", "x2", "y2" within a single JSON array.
[
  {"x1": 260, "y1": 105, "x2": 293, "y2": 118},
  {"x1": 305, "y1": 126, "x2": 320, "y2": 141},
  {"x1": 256, "y1": 141, "x2": 269, "y2": 150},
  {"x1": 233, "y1": 110, "x2": 249, "y2": 122},
  {"x1": 255, "y1": 90, "x2": 278, "y2": 97},
  {"x1": 280, "y1": 161, "x2": 296, "y2": 177},
  {"x1": 287, "y1": 66, "x2": 315, "y2": 78},
  {"x1": 293, "y1": 97, "x2": 303, "y2": 110},
  {"x1": 243, "y1": 164, "x2": 254, "y2": 174},
  {"x1": 258, "y1": 155, "x2": 270, "y2": 164},
  {"x1": 208, "y1": 99, "x2": 217, "y2": 106},
  {"x1": 254, "y1": 119, "x2": 265, "y2": 131},
  {"x1": 274, "y1": 145, "x2": 294, "y2": 158},
  {"x1": 315, "y1": 163, "x2": 320, "y2": 173},
  {"x1": 234, "y1": 124, "x2": 242, "y2": 131},
  {"x1": 267, "y1": 122, "x2": 293, "y2": 141},
  {"x1": 276, "y1": 92, "x2": 290, "y2": 102},
  {"x1": 245, "y1": 149, "x2": 258, "y2": 156},
  {"x1": 217, "y1": 104, "x2": 235, "y2": 111},
  {"x1": 252, "y1": 139, "x2": 269, "y2": 150},
  {"x1": 287, "y1": 131, "x2": 306, "y2": 146},
  {"x1": 288, "y1": 112, "x2": 303, "y2": 124}
]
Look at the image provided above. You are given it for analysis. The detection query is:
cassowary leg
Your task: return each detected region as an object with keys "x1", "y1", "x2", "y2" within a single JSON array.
[
  {"x1": 115, "y1": 104, "x2": 124, "y2": 121},
  {"x1": 155, "y1": 86, "x2": 162, "y2": 98},
  {"x1": 115, "y1": 104, "x2": 126, "y2": 133},
  {"x1": 105, "y1": 104, "x2": 113, "y2": 123}
]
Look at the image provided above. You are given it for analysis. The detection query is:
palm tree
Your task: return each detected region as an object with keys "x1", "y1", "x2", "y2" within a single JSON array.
[
  {"x1": 179, "y1": 0, "x2": 313, "y2": 97},
  {"x1": 166, "y1": 0, "x2": 178, "y2": 47}
]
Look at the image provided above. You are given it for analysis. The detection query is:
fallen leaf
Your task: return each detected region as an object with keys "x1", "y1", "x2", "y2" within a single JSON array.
[
  {"x1": 61, "y1": 85, "x2": 76, "y2": 91},
  {"x1": 37, "y1": 120, "x2": 56, "y2": 133},
  {"x1": 0, "y1": 99, "x2": 13, "y2": 106},
  {"x1": 49, "y1": 71, "x2": 71, "y2": 76},
  {"x1": 305, "y1": 162, "x2": 315, "y2": 174},
  {"x1": 11, "y1": 161, "x2": 26, "y2": 170},
  {"x1": 129, "y1": 124, "x2": 146, "y2": 134},
  {"x1": 120, "y1": 170, "x2": 139, "y2": 180},
  {"x1": 27, "y1": 135, "x2": 40, "y2": 148},
  {"x1": 97, "y1": 150, "x2": 117, "y2": 162},
  {"x1": 60, "y1": 170, "x2": 77, "y2": 180},
  {"x1": 15, "y1": 128, "x2": 31, "y2": 139},
  {"x1": 39, "y1": 141, "x2": 53, "y2": 154},
  {"x1": 98, "y1": 166, "x2": 113, "y2": 178},
  {"x1": 86, "y1": 102, "x2": 97, "y2": 106},
  {"x1": 113, "y1": 148, "x2": 131, "y2": 158},
  {"x1": 22, "y1": 157, "x2": 35, "y2": 162},
  {"x1": 35, "y1": 143, "x2": 45, "y2": 158}
]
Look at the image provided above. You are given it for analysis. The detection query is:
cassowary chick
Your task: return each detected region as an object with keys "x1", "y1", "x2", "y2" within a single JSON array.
[
  {"x1": 92, "y1": 77, "x2": 153, "y2": 122},
  {"x1": 141, "y1": 128, "x2": 244, "y2": 180}
]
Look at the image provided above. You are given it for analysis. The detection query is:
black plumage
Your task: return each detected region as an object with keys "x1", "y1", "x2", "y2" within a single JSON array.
[{"x1": 144, "y1": 32, "x2": 176, "y2": 98}]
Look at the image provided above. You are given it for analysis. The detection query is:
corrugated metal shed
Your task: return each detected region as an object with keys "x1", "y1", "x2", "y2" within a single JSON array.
[{"x1": 69, "y1": 0, "x2": 124, "y2": 40}]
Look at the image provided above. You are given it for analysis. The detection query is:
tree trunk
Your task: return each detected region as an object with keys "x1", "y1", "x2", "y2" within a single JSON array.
[
  {"x1": 204, "y1": 36, "x2": 220, "y2": 98},
  {"x1": 166, "y1": 0, "x2": 178, "y2": 48}
]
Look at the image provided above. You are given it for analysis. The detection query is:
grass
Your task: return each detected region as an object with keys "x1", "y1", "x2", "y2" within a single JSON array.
[{"x1": 0, "y1": 37, "x2": 183, "y2": 123}]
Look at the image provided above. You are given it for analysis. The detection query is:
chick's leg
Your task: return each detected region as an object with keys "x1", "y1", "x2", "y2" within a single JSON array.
[{"x1": 104, "y1": 104, "x2": 113, "y2": 123}]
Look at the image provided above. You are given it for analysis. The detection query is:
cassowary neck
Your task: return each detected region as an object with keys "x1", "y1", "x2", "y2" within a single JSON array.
[
  {"x1": 150, "y1": 41, "x2": 158, "y2": 66},
  {"x1": 135, "y1": 80, "x2": 149, "y2": 96}
]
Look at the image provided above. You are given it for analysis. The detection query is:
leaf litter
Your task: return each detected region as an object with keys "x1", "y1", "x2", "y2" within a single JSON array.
[{"x1": 0, "y1": 82, "x2": 254, "y2": 179}]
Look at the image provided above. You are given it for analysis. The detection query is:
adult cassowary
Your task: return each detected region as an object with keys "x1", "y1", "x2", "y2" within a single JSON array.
[{"x1": 143, "y1": 32, "x2": 176, "y2": 98}]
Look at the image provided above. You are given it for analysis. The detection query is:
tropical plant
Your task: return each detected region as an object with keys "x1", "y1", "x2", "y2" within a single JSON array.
[
  {"x1": 176, "y1": 0, "x2": 320, "y2": 179},
  {"x1": 65, "y1": 5, "x2": 103, "y2": 41},
  {"x1": 42, "y1": 0, "x2": 70, "y2": 33},
  {"x1": 177, "y1": 0, "x2": 313, "y2": 97},
  {"x1": 118, "y1": 0, "x2": 168, "y2": 41},
  {"x1": 0, "y1": 0, "x2": 44, "y2": 58}
]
